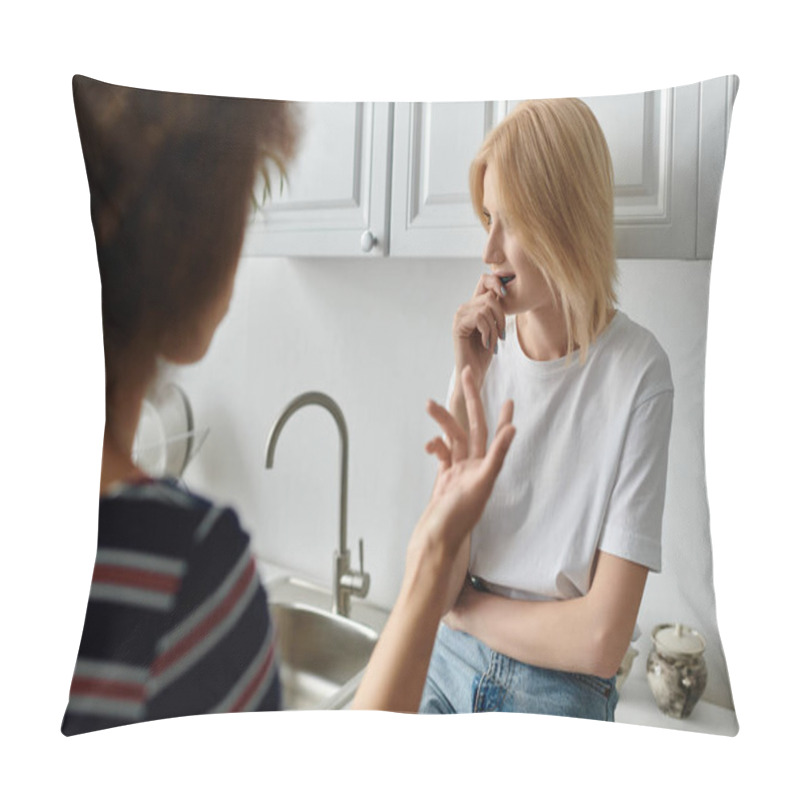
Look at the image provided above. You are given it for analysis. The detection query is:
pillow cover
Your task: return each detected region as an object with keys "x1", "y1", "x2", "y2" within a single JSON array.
[{"x1": 65, "y1": 75, "x2": 738, "y2": 736}]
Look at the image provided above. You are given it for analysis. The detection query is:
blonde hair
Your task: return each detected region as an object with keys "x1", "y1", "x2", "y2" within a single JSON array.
[{"x1": 469, "y1": 98, "x2": 617, "y2": 360}]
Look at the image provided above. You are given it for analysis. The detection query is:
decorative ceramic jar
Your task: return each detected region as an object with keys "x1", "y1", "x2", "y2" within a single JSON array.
[{"x1": 646, "y1": 623, "x2": 708, "y2": 719}]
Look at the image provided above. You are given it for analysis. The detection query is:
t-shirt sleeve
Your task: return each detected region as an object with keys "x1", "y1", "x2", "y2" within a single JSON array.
[
  {"x1": 145, "y1": 506, "x2": 281, "y2": 720},
  {"x1": 598, "y1": 389, "x2": 674, "y2": 572}
]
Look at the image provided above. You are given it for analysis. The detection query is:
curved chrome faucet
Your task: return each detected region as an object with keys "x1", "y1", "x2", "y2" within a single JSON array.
[{"x1": 265, "y1": 392, "x2": 370, "y2": 617}]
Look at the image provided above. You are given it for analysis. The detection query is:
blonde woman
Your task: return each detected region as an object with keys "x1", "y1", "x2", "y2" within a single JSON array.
[{"x1": 419, "y1": 99, "x2": 674, "y2": 720}]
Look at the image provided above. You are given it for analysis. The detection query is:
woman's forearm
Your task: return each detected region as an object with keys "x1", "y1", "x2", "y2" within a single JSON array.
[
  {"x1": 449, "y1": 553, "x2": 648, "y2": 679},
  {"x1": 450, "y1": 590, "x2": 614, "y2": 677},
  {"x1": 351, "y1": 542, "x2": 448, "y2": 712},
  {"x1": 442, "y1": 536, "x2": 471, "y2": 613}
]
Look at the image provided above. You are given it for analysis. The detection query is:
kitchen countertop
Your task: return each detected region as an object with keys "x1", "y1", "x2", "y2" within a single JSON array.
[
  {"x1": 257, "y1": 559, "x2": 737, "y2": 734},
  {"x1": 615, "y1": 670, "x2": 738, "y2": 736}
]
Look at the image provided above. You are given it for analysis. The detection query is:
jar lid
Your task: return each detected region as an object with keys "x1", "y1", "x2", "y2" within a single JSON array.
[{"x1": 652, "y1": 623, "x2": 706, "y2": 655}]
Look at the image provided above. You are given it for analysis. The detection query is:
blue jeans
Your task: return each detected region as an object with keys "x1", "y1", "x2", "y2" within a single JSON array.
[{"x1": 419, "y1": 623, "x2": 618, "y2": 720}]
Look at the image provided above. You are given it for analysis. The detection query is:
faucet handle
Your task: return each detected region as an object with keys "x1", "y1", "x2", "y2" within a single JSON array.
[
  {"x1": 356, "y1": 538, "x2": 370, "y2": 597},
  {"x1": 340, "y1": 538, "x2": 370, "y2": 599},
  {"x1": 337, "y1": 539, "x2": 370, "y2": 608}
]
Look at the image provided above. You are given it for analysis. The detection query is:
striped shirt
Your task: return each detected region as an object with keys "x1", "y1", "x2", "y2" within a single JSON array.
[{"x1": 62, "y1": 478, "x2": 280, "y2": 735}]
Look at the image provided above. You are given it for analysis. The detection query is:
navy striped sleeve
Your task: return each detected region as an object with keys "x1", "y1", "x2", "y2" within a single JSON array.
[
  {"x1": 62, "y1": 480, "x2": 280, "y2": 736},
  {"x1": 146, "y1": 505, "x2": 280, "y2": 718}
]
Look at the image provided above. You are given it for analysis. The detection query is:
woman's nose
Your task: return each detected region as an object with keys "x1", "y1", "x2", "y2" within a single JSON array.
[{"x1": 483, "y1": 231, "x2": 504, "y2": 266}]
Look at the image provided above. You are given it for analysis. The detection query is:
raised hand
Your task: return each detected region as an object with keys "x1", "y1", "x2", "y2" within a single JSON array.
[
  {"x1": 410, "y1": 366, "x2": 515, "y2": 566},
  {"x1": 351, "y1": 366, "x2": 514, "y2": 713}
]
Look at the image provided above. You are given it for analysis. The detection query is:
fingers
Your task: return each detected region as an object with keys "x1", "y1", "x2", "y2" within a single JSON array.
[
  {"x1": 495, "y1": 399, "x2": 514, "y2": 434},
  {"x1": 481, "y1": 419, "x2": 516, "y2": 484},
  {"x1": 479, "y1": 294, "x2": 506, "y2": 352},
  {"x1": 460, "y1": 366, "x2": 487, "y2": 459},
  {"x1": 475, "y1": 307, "x2": 504, "y2": 353},
  {"x1": 424, "y1": 436, "x2": 451, "y2": 469},
  {"x1": 479, "y1": 399, "x2": 515, "y2": 483},
  {"x1": 458, "y1": 282, "x2": 506, "y2": 354},
  {"x1": 426, "y1": 381, "x2": 515, "y2": 478},
  {"x1": 475, "y1": 272, "x2": 508, "y2": 301},
  {"x1": 426, "y1": 399, "x2": 467, "y2": 462}
]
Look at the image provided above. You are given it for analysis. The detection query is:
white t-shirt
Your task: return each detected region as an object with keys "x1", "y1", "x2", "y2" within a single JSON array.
[{"x1": 451, "y1": 310, "x2": 673, "y2": 602}]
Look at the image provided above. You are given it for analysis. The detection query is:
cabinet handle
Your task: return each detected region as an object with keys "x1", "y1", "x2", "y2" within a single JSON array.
[{"x1": 360, "y1": 230, "x2": 377, "y2": 253}]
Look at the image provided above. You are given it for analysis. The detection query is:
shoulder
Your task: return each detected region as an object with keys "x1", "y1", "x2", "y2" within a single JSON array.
[
  {"x1": 92, "y1": 478, "x2": 258, "y2": 637},
  {"x1": 102, "y1": 475, "x2": 214, "y2": 511},
  {"x1": 598, "y1": 312, "x2": 674, "y2": 401},
  {"x1": 99, "y1": 478, "x2": 248, "y2": 557}
]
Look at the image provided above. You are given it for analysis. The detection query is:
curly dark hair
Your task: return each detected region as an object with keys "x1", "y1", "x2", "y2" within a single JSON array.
[{"x1": 72, "y1": 75, "x2": 300, "y2": 428}]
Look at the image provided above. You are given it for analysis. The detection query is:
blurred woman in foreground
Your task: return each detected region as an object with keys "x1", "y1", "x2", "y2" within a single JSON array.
[{"x1": 62, "y1": 75, "x2": 515, "y2": 734}]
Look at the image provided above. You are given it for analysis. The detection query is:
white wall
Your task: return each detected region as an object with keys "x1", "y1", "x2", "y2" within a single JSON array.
[{"x1": 173, "y1": 254, "x2": 734, "y2": 709}]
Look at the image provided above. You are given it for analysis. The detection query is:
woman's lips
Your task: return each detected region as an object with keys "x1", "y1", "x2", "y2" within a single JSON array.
[{"x1": 499, "y1": 275, "x2": 516, "y2": 285}]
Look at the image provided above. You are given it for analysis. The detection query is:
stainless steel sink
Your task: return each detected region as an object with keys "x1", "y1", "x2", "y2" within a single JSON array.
[{"x1": 269, "y1": 599, "x2": 379, "y2": 710}]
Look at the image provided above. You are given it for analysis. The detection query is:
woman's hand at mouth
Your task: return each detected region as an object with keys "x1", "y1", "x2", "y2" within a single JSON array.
[
  {"x1": 450, "y1": 272, "x2": 509, "y2": 427},
  {"x1": 453, "y1": 272, "x2": 509, "y2": 388}
]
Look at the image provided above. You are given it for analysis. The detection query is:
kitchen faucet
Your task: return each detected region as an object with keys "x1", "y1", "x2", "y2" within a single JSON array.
[{"x1": 265, "y1": 391, "x2": 370, "y2": 618}]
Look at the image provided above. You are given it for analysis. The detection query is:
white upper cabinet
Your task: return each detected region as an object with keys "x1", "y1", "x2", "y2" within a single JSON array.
[
  {"x1": 243, "y1": 78, "x2": 735, "y2": 261},
  {"x1": 242, "y1": 102, "x2": 393, "y2": 257},
  {"x1": 392, "y1": 79, "x2": 735, "y2": 260},
  {"x1": 583, "y1": 78, "x2": 734, "y2": 260},
  {"x1": 389, "y1": 101, "x2": 510, "y2": 258},
  {"x1": 584, "y1": 86, "x2": 702, "y2": 260}
]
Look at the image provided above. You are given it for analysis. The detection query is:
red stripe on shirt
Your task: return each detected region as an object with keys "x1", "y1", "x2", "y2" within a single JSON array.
[
  {"x1": 231, "y1": 638, "x2": 276, "y2": 712},
  {"x1": 151, "y1": 558, "x2": 257, "y2": 677},
  {"x1": 70, "y1": 676, "x2": 146, "y2": 703},
  {"x1": 93, "y1": 564, "x2": 181, "y2": 594}
]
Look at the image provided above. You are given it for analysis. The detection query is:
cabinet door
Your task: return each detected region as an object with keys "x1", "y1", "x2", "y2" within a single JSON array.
[
  {"x1": 242, "y1": 102, "x2": 392, "y2": 257},
  {"x1": 392, "y1": 80, "x2": 732, "y2": 260},
  {"x1": 581, "y1": 85, "x2": 700, "y2": 259},
  {"x1": 696, "y1": 75, "x2": 738, "y2": 259},
  {"x1": 583, "y1": 78, "x2": 735, "y2": 259},
  {"x1": 390, "y1": 101, "x2": 511, "y2": 258}
]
